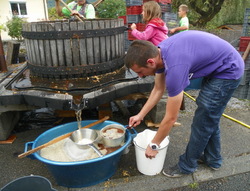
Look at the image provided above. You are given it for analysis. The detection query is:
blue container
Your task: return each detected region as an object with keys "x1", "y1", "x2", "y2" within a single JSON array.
[
  {"x1": 184, "y1": 78, "x2": 204, "y2": 91},
  {"x1": 24, "y1": 120, "x2": 135, "y2": 188}
]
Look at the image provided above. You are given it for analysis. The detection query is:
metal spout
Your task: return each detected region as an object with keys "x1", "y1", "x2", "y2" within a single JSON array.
[{"x1": 70, "y1": 95, "x2": 88, "y2": 111}]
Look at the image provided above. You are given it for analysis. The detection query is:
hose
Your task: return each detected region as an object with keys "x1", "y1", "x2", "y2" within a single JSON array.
[{"x1": 183, "y1": 91, "x2": 250, "y2": 129}]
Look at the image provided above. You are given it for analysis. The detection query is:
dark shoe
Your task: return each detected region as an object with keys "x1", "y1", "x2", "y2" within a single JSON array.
[
  {"x1": 197, "y1": 155, "x2": 220, "y2": 171},
  {"x1": 162, "y1": 164, "x2": 186, "y2": 178},
  {"x1": 197, "y1": 155, "x2": 205, "y2": 164}
]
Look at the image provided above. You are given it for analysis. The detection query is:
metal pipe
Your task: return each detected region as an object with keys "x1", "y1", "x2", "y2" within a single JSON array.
[{"x1": 183, "y1": 91, "x2": 250, "y2": 129}]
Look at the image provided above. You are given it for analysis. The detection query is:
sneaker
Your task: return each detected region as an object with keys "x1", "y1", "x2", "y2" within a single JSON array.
[
  {"x1": 197, "y1": 155, "x2": 220, "y2": 171},
  {"x1": 197, "y1": 155, "x2": 205, "y2": 164},
  {"x1": 209, "y1": 166, "x2": 220, "y2": 171},
  {"x1": 162, "y1": 164, "x2": 186, "y2": 178}
]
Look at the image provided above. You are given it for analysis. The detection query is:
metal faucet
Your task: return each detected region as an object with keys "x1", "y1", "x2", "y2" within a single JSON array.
[{"x1": 70, "y1": 95, "x2": 88, "y2": 111}]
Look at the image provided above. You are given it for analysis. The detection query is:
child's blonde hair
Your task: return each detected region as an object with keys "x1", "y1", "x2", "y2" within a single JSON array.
[
  {"x1": 142, "y1": 1, "x2": 162, "y2": 23},
  {"x1": 179, "y1": 4, "x2": 189, "y2": 13}
]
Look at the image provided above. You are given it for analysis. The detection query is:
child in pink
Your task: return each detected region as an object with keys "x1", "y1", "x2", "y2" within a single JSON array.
[{"x1": 131, "y1": 1, "x2": 168, "y2": 46}]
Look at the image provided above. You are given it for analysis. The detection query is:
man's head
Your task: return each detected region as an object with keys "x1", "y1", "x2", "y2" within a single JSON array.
[
  {"x1": 178, "y1": 4, "x2": 188, "y2": 18},
  {"x1": 124, "y1": 40, "x2": 160, "y2": 77}
]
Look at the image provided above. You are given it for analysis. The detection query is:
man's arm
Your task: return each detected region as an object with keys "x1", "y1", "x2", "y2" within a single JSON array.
[
  {"x1": 145, "y1": 90, "x2": 183, "y2": 158},
  {"x1": 129, "y1": 72, "x2": 166, "y2": 127},
  {"x1": 151, "y1": 91, "x2": 183, "y2": 145}
]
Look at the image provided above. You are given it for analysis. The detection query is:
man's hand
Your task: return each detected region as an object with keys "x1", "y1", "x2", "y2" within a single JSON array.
[
  {"x1": 145, "y1": 145, "x2": 158, "y2": 159},
  {"x1": 129, "y1": 114, "x2": 143, "y2": 127}
]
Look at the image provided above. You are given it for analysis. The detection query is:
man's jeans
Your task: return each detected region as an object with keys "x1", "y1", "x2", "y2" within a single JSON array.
[{"x1": 178, "y1": 78, "x2": 241, "y2": 174}]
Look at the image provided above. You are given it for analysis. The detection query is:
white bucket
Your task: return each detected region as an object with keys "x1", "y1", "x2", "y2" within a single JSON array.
[{"x1": 133, "y1": 129, "x2": 169, "y2": 176}]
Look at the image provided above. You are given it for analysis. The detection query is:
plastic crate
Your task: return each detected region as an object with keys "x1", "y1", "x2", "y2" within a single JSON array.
[
  {"x1": 247, "y1": 82, "x2": 250, "y2": 99},
  {"x1": 126, "y1": 0, "x2": 143, "y2": 6},
  {"x1": 159, "y1": 3, "x2": 172, "y2": 12},
  {"x1": 118, "y1": 16, "x2": 127, "y2": 24},
  {"x1": 128, "y1": 23, "x2": 146, "y2": 31},
  {"x1": 239, "y1": 36, "x2": 250, "y2": 51},
  {"x1": 144, "y1": 0, "x2": 172, "y2": 3},
  {"x1": 242, "y1": 26, "x2": 250, "y2": 37},
  {"x1": 162, "y1": 12, "x2": 177, "y2": 23},
  {"x1": 127, "y1": 29, "x2": 137, "y2": 40},
  {"x1": 126, "y1": 6, "x2": 142, "y2": 15},
  {"x1": 243, "y1": 8, "x2": 250, "y2": 25},
  {"x1": 127, "y1": 14, "x2": 141, "y2": 23},
  {"x1": 124, "y1": 38, "x2": 132, "y2": 51},
  {"x1": 137, "y1": 23, "x2": 146, "y2": 31},
  {"x1": 233, "y1": 84, "x2": 249, "y2": 99}
]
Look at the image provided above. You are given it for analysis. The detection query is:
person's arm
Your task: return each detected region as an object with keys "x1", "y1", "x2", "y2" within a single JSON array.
[
  {"x1": 169, "y1": 26, "x2": 188, "y2": 34},
  {"x1": 131, "y1": 25, "x2": 155, "y2": 41},
  {"x1": 129, "y1": 72, "x2": 166, "y2": 127},
  {"x1": 145, "y1": 91, "x2": 183, "y2": 158},
  {"x1": 170, "y1": 17, "x2": 189, "y2": 34}
]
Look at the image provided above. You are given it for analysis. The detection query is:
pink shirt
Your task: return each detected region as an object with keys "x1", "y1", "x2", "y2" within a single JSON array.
[{"x1": 131, "y1": 18, "x2": 168, "y2": 46}]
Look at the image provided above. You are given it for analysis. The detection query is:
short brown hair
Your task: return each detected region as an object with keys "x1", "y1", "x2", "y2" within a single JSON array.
[
  {"x1": 124, "y1": 40, "x2": 159, "y2": 68},
  {"x1": 143, "y1": 1, "x2": 162, "y2": 23},
  {"x1": 179, "y1": 4, "x2": 189, "y2": 13}
]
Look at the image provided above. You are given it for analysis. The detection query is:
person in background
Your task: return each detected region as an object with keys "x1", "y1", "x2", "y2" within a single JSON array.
[
  {"x1": 125, "y1": 30, "x2": 244, "y2": 178},
  {"x1": 130, "y1": 1, "x2": 168, "y2": 46},
  {"x1": 55, "y1": 0, "x2": 95, "y2": 19},
  {"x1": 170, "y1": 4, "x2": 189, "y2": 34}
]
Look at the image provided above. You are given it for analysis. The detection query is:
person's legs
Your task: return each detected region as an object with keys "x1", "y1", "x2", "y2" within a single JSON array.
[
  {"x1": 163, "y1": 78, "x2": 241, "y2": 177},
  {"x1": 178, "y1": 78, "x2": 241, "y2": 173}
]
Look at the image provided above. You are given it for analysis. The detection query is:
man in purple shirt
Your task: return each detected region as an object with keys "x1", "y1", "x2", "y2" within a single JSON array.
[{"x1": 125, "y1": 30, "x2": 244, "y2": 177}]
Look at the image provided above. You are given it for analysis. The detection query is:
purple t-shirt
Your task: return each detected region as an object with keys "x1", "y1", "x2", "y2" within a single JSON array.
[{"x1": 158, "y1": 30, "x2": 244, "y2": 97}]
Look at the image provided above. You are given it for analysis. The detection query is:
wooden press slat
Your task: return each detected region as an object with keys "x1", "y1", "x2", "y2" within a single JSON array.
[
  {"x1": 31, "y1": 23, "x2": 40, "y2": 66},
  {"x1": 55, "y1": 22, "x2": 65, "y2": 67},
  {"x1": 44, "y1": 23, "x2": 52, "y2": 67},
  {"x1": 22, "y1": 24, "x2": 32, "y2": 64},
  {"x1": 86, "y1": 21, "x2": 94, "y2": 65},
  {"x1": 110, "y1": 20, "x2": 116, "y2": 59},
  {"x1": 78, "y1": 22, "x2": 87, "y2": 66},
  {"x1": 63, "y1": 22, "x2": 73, "y2": 66},
  {"x1": 105, "y1": 20, "x2": 111, "y2": 61},
  {"x1": 99, "y1": 20, "x2": 106, "y2": 63},
  {"x1": 48, "y1": 23, "x2": 58, "y2": 67},
  {"x1": 92, "y1": 20, "x2": 100, "y2": 64},
  {"x1": 70, "y1": 21, "x2": 80, "y2": 66},
  {"x1": 36, "y1": 23, "x2": 46, "y2": 66}
]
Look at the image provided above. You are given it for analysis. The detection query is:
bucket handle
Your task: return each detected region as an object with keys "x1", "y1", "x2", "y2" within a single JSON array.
[
  {"x1": 126, "y1": 127, "x2": 137, "y2": 138},
  {"x1": 24, "y1": 142, "x2": 36, "y2": 159}
]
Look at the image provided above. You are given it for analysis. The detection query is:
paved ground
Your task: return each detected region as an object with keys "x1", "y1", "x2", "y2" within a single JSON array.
[{"x1": 0, "y1": 90, "x2": 249, "y2": 191}]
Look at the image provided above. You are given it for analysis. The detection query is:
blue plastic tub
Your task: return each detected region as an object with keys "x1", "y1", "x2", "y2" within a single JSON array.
[
  {"x1": 24, "y1": 120, "x2": 135, "y2": 188},
  {"x1": 185, "y1": 77, "x2": 204, "y2": 91}
]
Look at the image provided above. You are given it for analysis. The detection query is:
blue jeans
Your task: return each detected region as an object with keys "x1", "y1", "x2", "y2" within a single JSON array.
[{"x1": 178, "y1": 78, "x2": 241, "y2": 174}]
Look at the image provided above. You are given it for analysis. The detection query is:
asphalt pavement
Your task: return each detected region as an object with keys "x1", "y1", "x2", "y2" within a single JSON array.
[{"x1": 0, "y1": 91, "x2": 249, "y2": 191}]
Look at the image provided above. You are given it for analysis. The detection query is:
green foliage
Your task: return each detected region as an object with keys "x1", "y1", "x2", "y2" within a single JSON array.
[
  {"x1": 0, "y1": 24, "x2": 6, "y2": 32},
  {"x1": 96, "y1": 0, "x2": 126, "y2": 18},
  {"x1": 207, "y1": 0, "x2": 250, "y2": 26},
  {"x1": 48, "y1": 7, "x2": 65, "y2": 20},
  {"x1": 6, "y1": 16, "x2": 26, "y2": 40},
  {"x1": 172, "y1": 0, "x2": 250, "y2": 28},
  {"x1": 188, "y1": 182, "x2": 199, "y2": 189}
]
